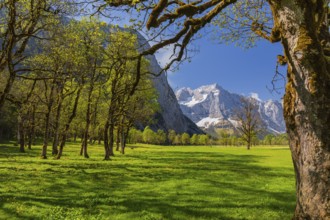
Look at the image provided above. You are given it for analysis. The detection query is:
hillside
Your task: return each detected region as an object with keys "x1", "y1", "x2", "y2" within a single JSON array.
[{"x1": 135, "y1": 32, "x2": 203, "y2": 135}]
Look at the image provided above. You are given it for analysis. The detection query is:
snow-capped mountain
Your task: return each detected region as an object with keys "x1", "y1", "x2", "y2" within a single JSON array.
[{"x1": 175, "y1": 83, "x2": 286, "y2": 134}]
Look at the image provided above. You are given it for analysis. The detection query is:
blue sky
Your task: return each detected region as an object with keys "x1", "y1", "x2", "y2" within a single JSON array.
[
  {"x1": 95, "y1": 8, "x2": 286, "y2": 101},
  {"x1": 157, "y1": 38, "x2": 286, "y2": 101}
]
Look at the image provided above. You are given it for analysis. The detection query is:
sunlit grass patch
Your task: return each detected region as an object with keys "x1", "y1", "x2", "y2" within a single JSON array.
[{"x1": 0, "y1": 143, "x2": 295, "y2": 219}]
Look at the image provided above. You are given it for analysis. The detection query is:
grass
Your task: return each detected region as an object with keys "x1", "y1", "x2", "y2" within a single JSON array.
[{"x1": 0, "y1": 142, "x2": 295, "y2": 220}]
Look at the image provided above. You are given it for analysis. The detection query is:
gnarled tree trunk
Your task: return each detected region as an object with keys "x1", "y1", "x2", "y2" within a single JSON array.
[
  {"x1": 56, "y1": 86, "x2": 82, "y2": 160},
  {"x1": 27, "y1": 105, "x2": 36, "y2": 150},
  {"x1": 116, "y1": 127, "x2": 120, "y2": 151},
  {"x1": 52, "y1": 95, "x2": 63, "y2": 155},
  {"x1": 108, "y1": 122, "x2": 115, "y2": 156},
  {"x1": 80, "y1": 87, "x2": 93, "y2": 159},
  {"x1": 269, "y1": 1, "x2": 330, "y2": 219},
  {"x1": 17, "y1": 113, "x2": 25, "y2": 153},
  {"x1": 41, "y1": 81, "x2": 56, "y2": 159},
  {"x1": 103, "y1": 120, "x2": 110, "y2": 160}
]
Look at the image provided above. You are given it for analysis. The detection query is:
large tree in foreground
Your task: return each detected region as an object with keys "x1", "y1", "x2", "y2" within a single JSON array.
[{"x1": 91, "y1": 0, "x2": 329, "y2": 218}]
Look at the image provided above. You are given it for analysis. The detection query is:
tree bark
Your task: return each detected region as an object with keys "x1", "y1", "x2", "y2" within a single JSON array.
[
  {"x1": 103, "y1": 93, "x2": 117, "y2": 160},
  {"x1": 81, "y1": 84, "x2": 94, "y2": 159},
  {"x1": 56, "y1": 86, "x2": 82, "y2": 160},
  {"x1": 116, "y1": 127, "x2": 120, "y2": 151},
  {"x1": 98, "y1": 128, "x2": 102, "y2": 145},
  {"x1": 103, "y1": 114, "x2": 116, "y2": 159},
  {"x1": 17, "y1": 114, "x2": 25, "y2": 153},
  {"x1": 120, "y1": 128, "x2": 128, "y2": 155},
  {"x1": 52, "y1": 95, "x2": 63, "y2": 155},
  {"x1": 81, "y1": 123, "x2": 90, "y2": 158},
  {"x1": 103, "y1": 120, "x2": 110, "y2": 160},
  {"x1": 120, "y1": 130, "x2": 124, "y2": 154},
  {"x1": 41, "y1": 81, "x2": 56, "y2": 159},
  {"x1": 27, "y1": 105, "x2": 36, "y2": 150},
  {"x1": 269, "y1": 1, "x2": 330, "y2": 218},
  {"x1": 41, "y1": 113, "x2": 50, "y2": 159},
  {"x1": 108, "y1": 123, "x2": 115, "y2": 156}
]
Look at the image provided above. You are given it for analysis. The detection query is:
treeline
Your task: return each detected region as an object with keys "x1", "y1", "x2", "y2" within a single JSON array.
[
  {"x1": 127, "y1": 127, "x2": 288, "y2": 146},
  {"x1": 214, "y1": 133, "x2": 288, "y2": 146},
  {"x1": 0, "y1": 17, "x2": 159, "y2": 160},
  {"x1": 211, "y1": 128, "x2": 288, "y2": 146},
  {"x1": 128, "y1": 127, "x2": 211, "y2": 145}
]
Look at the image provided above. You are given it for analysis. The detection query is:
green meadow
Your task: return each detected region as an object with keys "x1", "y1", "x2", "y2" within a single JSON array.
[{"x1": 0, "y1": 143, "x2": 295, "y2": 220}]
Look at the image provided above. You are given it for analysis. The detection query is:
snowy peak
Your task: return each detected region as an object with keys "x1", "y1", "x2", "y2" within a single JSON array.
[
  {"x1": 177, "y1": 83, "x2": 225, "y2": 107},
  {"x1": 175, "y1": 84, "x2": 286, "y2": 134},
  {"x1": 249, "y1": 92, "x2": 262, "y2": 102},
  {"x1": 197, "y1": 83, "x2": 222, "y2": 93}
]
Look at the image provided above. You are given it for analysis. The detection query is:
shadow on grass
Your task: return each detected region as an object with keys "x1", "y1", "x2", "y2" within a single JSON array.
[
  {"x1": 0, "y1": 145, "x2": 31, "y2": 158},
  {"x1": 0, "y1": 145, "x2": 295, "y2": 219}
]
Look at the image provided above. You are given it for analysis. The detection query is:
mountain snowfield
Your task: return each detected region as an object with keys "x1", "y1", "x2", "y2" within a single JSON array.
[{"x1": 175, "y1": 84, "x2": 286, "y2": 134}]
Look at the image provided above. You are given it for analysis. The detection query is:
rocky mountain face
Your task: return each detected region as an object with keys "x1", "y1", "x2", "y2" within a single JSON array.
[
  {"x1": 175, "y1": 84, "x2": 286, "y2": 134},
  {"x1": 136, "y1": 32, "x2": 203, "y2": 135}
]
